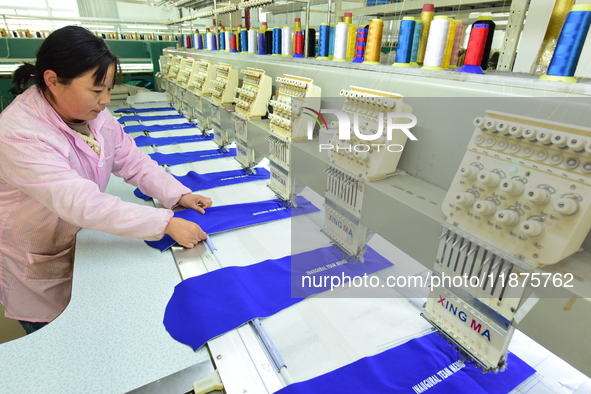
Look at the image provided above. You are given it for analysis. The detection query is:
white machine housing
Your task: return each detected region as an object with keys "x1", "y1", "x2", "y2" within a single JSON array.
[
  {"x1": 322, "y1": 86, "x2": 413, "y2": 259},
  {"x1": 424, "y1": 110, "x2": 591, "y2": 372},
  {"x1": 268, "y1": 74, "x2": 321, "y2": 142},
  {"x1": 210, "y1": 63, "x2": 238, "y2": 105},
  {"x1": 266, "y1": 74, "x2": 321, "y2": 202},
  {"x1": 234, "y1": 68, "x2": 272, "y2": 120}
]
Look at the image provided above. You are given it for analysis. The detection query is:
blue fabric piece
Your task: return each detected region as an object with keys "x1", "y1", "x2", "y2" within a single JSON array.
[
  {"x1": 164, "y1": 245, "x2": 392, "y2": 350},
  {"x1": 134, "y1": 133, "x2": 214, "y2": 147},
  {"x1": 146, "y1": 195, "x2": 318, "y2": 251},
  {"x1": 134, "y1": 168, "x2": 271, "y2": 200},
  {"x1": 117, "y1": 114, "x2": 185, "y2": 123},
  {"x1": 114, "y1": 107, "x2": 176, "y2": 113},
  {"x1": 277, "y1": 332, "x2": 535, "y2": 394},
  {"x1": 149, "y1": 148, "x2": 236, "y2": 166},
  {"x1": 123, "y1": 123, "x2": 198, "y2": 134}
]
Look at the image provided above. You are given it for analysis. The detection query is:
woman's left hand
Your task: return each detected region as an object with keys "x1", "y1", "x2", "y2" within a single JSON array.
[{"x1": 178, "y1": 194, "x2": 213, "y2": 214}]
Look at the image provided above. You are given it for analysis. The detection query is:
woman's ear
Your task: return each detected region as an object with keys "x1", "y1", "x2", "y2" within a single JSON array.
[{"x1": 43, "y1": 69, "x2": 58, "y2": 93}]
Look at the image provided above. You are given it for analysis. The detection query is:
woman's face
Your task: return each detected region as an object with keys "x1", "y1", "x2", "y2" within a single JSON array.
[{"x1": 45, "y1": 64, "x2": 115, "y2": 123}]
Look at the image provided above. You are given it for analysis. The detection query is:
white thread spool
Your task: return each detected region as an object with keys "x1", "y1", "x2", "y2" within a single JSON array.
[
  {"x1": 282, "y1": 27, "x2": 293, "y2": 56},
  {"x1": 333, "y1": 22, "x2": 349, "y2": 61},
  {"x1": 206, "y1": 32, "x2": 214, "y2": 50},
  {"x1": 248, "y1": 29, "x2": 257, "y2": 53},
  {"x1": 423, "y1": 16, "x2": 450, "y2": 68},
  {"x1": 225, "y1": 30, "x2": 231, "y2": 51}
]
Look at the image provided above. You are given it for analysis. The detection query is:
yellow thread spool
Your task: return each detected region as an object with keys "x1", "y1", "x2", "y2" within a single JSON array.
[
  {"x1": 364, "y1": 19, "x2": 384, "y2": 65},
  {"x1": 346, "y1": 24, "x2": 357, "y2": 60},
  {"x1": 532, "y1": 0, "x2": 576, "y2": 76},
  {"x1": 441, "y1": 17, "x2": 457, "y2": 69},
  {"x1": 343, "y1": 13, "x2": 357, "y2": 61},
  {"x1": 417, "y1": 3, "x2": 435, "y2": 64}
]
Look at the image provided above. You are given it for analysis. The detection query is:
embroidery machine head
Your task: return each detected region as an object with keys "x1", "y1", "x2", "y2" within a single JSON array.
[{"x1": 422, "y1": 111, "x2": 591, "y2": 372}]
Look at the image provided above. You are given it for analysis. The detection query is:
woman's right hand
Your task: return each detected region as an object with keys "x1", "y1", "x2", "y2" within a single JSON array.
[{"x1": 164, "y1": 217, "x2": 207, "y2": 248}]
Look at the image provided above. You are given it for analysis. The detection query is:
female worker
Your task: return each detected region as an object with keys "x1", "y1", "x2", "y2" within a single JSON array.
[{"x1": 0, "y1": 26, "x2": 211, "y2": 334}]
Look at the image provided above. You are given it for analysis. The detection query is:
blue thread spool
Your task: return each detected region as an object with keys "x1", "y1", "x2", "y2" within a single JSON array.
[
  {"x1": 211, "y1": 33, "x2": 217, "y2": 50},
  {"x1": 352, "y1": 27, "x2": 368, "y2": 63},
  {"x1": 541, "y1": 4, "x2": 591, "y2": 83},
  {"x1": 240, "y1": 29, "x2": 248, "y2": 52},
  {"x1": 272, "y1": 27, "x2": 282, "y2": 55},
  {"x1": 257, "y1": 32, "x2": 267, "y2": 55},
  {"x1": 219, "y1": 31, "x2": 226, "y2": 51},
  {"x1": 318, "y1": 23, "x2": 330, "y2": 59},
  {"x1": 197, "y1": 34, "x2": 203, "y2": 50},
  {"x1": 393, "y1": 17, "x2": 415, "y2": 66},
  {"x1": 328, "y1": 25, "x2": 336, "y2": 58},
  {"x1": 409, "y1": 20, "x2": 422, "y2": 64}
]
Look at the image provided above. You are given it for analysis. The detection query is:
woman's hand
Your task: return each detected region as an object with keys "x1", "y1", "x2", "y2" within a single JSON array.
[
  {"x1": 164, "y1": 217, "x2": 207, "y2": 248},
  {"x1": 177, "y1": 194, "x2": 213, "y2": 214}
]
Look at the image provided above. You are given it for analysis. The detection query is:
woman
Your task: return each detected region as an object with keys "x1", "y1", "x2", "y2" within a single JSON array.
[{"x1": 0, "y1": 26, "x2": 211, "y2": 334}]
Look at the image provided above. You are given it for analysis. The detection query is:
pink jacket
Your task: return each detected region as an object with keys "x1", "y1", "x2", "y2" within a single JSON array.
[{"x1": 0, "y1": 86, "x2": 191, "y2": 322}]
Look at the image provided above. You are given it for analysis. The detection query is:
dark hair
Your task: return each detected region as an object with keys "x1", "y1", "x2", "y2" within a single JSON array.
[{"x1": 12, "y1": 26, "x2": 120, "y2": 93}]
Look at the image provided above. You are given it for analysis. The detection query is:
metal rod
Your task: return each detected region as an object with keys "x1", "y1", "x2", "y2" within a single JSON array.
[
  {"x1": 250, "y1": 318, "x2": 294, "y2": 385},
  {"x1": 304, "y1": 2, "x2": 310, "y2": 58},
  {"x1": 326, "y1": 0, "x2": 332, "y2": 25}
]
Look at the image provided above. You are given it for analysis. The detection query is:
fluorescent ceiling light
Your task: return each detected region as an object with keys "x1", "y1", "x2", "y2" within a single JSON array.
[
  {"x1": 84, "y1": 25, "x2": 116, "y2": 29},
  {"x1": 126, "y1": 25, "x2": 170, "y2": 29}
]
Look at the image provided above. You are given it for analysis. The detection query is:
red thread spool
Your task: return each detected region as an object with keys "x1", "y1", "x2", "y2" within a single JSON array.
[
  {"x1": 294, "y1": 30, "x2": 304, "y2": 55},
  {"x1": 230, "y1": 34, "x2": 237, "y2": 51},
  {"x1": 464, "y1": 24, "x2": 489, "y2": 66}
]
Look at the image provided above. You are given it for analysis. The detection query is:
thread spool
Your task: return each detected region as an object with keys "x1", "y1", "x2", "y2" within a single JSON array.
[
  {"x1": 449, "y1": 20, "x2": 464, "y2": 67},
  {"x1": 393, "y1": 17, "x2": 415, "y2": 67},
  {"x1": 206, "y1": 32, "x2": 213, "y2": 50},
  {"x1": 441, "y1": 17, "x2": 457, "y2": 69},
  {"x1": 210, "y1": 33, "x2": 217, "y2": 50},
  {"x1": 261, "y1": 22, "x2": 268, "y2": 32},
  {"x1": 307, "y1": 28, "x2": 316, "y2": 57},
  {"x1": 318, "y1": 23, "x2": 330, "y2": 59},
  {"x1": 352, "y1": 26, "x2": 368, "y2": 63},
  {"x1": 422, "y1": 16, "x2": 450, "y2": 70},
  {"x1": 409, "y1": 20, "x2": 422, "y2": 66},
  {"x1": 364, "y1": 19, "x2": 384, "y2": 64},
  {"x1": 457, "y1": 23, "x2": 489, "y2": 74},
  {"x1": 192, "y1": 34, "x2": 200, "y2": 50},
  {"x1": 473, "y1": 16, "x2": 495, "y2": 70},
  {"x1": 346, "y1": 23, "x2": 357, "y2": 61},
  {"x1": 272, "y1": 27, "x2": 282, "y2": 56},
  {"x1": 265, "y1": 30, "x2": 273, "y2": 54},
  {"x1": 248, "y1": 29, "x2": 257, "y2": 53},
  {"x1": 540, "y1": 4, "x2": 591, "y2": 83},
  {"x1": 225, "y1": 29, "x2": 231, "y2": 52},
  {"x1": 328, "y1": 25, "x2": 336, "y2": 59},
  {"x1": 333, "y1": 22, "x2": 349, "y2": 61},
  {"x1": 418, "y1": 3, "x2": 435, "y2": 64},
  {"x1": 240, "y1": 29, "x2": 248, "y2": 52},
  {"x1": 293, "y1": 30, "x2": 305, "y2": 58},
  {"x1": 229, "y1": 33, "x2": 238, "y2": 53},
  {"x1": 219, "y1": 31, "x2": 226, "y2": 51},
  {"x1": 293, "y1": 18, "x2": 301, "y2": 53},
  {"x1": 236, "y1": 26, "x2": 242, "y2": 51},
  {"x1": 282, "y1": 26, "x2": 293, "y2": 56},
  {"x1": 532, "y1": 0, "x2": 575, "y2": 76},
  {"x1": 257, "y1": 32, "x2": 267, "y2": 55}
]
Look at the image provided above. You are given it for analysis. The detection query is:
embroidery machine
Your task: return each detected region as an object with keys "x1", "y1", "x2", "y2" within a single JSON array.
[{"x1": 148, "y1": 50, "x2": 591, "y2": 392}]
